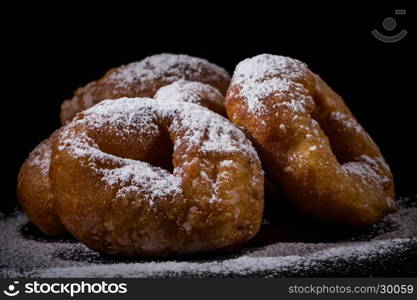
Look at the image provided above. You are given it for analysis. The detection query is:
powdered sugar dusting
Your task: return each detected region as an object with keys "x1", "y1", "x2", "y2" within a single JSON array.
[
  {"x1": 30, "y1": 239, "x2": 412, "y2": 278},
  {"x1": 330, "y1": 111, "x2": 362, "y2": 133},
  {"x1": 229, "y1": 54, "x2": 313, "y2": 115},
  {"x1": 154, "y1": 80, "x2": 224, "y2": 106},
  {"x1": 219, "y1": 160, "x2": 235, "y2": 167},
  {"x1": 104, "y1": 163, "x2": 182, "y2": 203},
  {"x1": 1, "y1": 196, "x2": 416, "y2": 277},
  {"x1": 343, "y1": 155, "x2": 391, "y2": 187},
  {"x1": 108, "y1": 53, "x2": 230, "y2": 90},
  {"x1": 26, "y1": 140, "x2": 51, "y2": 176},
  {"x1": 57, "y1": 98, "x2": 259, "y2": 202}
]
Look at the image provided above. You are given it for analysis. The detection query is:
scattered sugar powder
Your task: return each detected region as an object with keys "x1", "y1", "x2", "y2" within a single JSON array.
[
  {"x1": 229, "y1": 54, "x2": 313, "y2": 115},
  {"x1": 343, "y1": 155, "x2": 391, "y2": 187},
  {"x1": 104, "y1": 163, "x2": 182, "y2": 203},
  {"x1": 1, "y1": 197, "x2": 416, "y2": 277},
  {"x1": 107, "y1": 53, "x2": 230, "y2": 90},
  {"x1": 219, "y1": 160, "x2": 235, "y2": 167},
  {"x1": 26, "y1": 140, "x2": 51, "y2": 176},
  {"x1": 330, "y1": 111, "x2": 362, "y2": 133},
  {"x1": 23, "y1": 240, "x2": 414, "y2": 278}
]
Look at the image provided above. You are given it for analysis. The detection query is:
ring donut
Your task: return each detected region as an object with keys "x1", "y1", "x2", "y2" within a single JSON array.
[
  {"x1": 19, "y1": 77, "x2": 227, "y2": 238},
  {"x1": 61, "y1": 54, "x2": 230, "y2": 124},
  {"x1": 50, "y1": 98, "x2": 263, "y2": 256},
  {"x1": 225, "y1": 54, "x2": 396, "y2": 227},
  {"x1": 155, "y1": 79, "x2": 226, "y2": 116},
  {"x1": 17, "y1": 131, "x2": 66, "y2": 236}
]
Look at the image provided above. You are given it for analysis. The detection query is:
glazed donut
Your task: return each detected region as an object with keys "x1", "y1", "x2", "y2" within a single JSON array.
[
  {"x1": 225, "y1": 54, "x2": 396, "y2": 227},
  {"x1": 17, "y1": 132, "x2": 66, "y2": 236},
  {"x1": 61, "y1": 53, "x2": 230, "y2": 124},
  {"x1": 154, "y1": 80, "x2": 226, "y2": 116},
  {"x1": 50, "y1": 98, "x2": 263, "y2": 256}
]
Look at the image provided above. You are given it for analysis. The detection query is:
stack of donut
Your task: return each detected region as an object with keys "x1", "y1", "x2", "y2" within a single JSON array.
[{"x1": 17, "y1": 53, "x2": 396, "y2": 257}]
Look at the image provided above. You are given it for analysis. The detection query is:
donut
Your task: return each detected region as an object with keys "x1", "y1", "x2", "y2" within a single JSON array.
[
  {"x1": 17, "y1": 132, "x2": 66, "y2": 236},
  {"x1": 154, "y1": 79, "x2": 226, "y2": 116},
  {"x1": 18, "y1": 79, "x2": 224, "y2": 238},
  {"x1": 225, "y1": 54, "x2": 396, "y2": 227},
  {"x1": 50, "y1": 98, "x2": 264, "y2": 256},
  {"x1": 61, "y1": 53, "x2": 231, "y2": 124}
]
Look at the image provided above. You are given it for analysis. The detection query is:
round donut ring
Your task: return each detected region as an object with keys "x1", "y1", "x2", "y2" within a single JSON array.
[
  {"x1": 17, "y1": 131, "x2": 67, "y2": 236},
  {"x1": 61, "y1": 53, "x2": 230, "y2": 124},
  {"x1": 19, "y1": 76, "x2": 226, "y2": 238},
  {"x1": 154, "y1": 79, "x2": 226, "y2": 116},
  {"x1": 225, "y1": 54, "x2": 396, "y2": 227},
  {"x1": 50, "y1": 98, "x2": 264, "y2": 256}
]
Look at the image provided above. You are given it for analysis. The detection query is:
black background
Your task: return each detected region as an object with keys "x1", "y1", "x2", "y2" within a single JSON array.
[{"x1": 3, "y1": 4, "x2": 415, "y2": 213}]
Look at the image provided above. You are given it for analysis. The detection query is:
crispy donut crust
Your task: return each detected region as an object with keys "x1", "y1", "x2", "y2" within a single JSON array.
[
  {"x1": 225, "y1": 54, "x2": 396, "y2": 227},
  {"x1": 17, "y1": 132, "x2": 66, "y2": 236},
  {"x1": 50, "y1": 98, "x2": 264, "y2": 257},
  {"x1": 61, "y1": 54, "x2": 230, "y2": 124}
]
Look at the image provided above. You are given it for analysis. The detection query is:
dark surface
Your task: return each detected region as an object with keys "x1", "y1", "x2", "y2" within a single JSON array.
[{"x1": 2, "y1": 197, "x2": 416, "y2": 277}]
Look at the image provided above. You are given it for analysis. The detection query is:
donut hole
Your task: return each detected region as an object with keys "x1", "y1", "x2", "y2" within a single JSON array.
[
  {"x1": 310, "y1": 106, "x2": 349, "y2": 164},
  {"x1": 311, "y1": 93, "x2": 357, "y2": 165},
  {"x1": 88, "y1": 124, "x2": 175, "y2": 173},
  {"x1": 143, "y1": 129, "x2": 174, "y2": 173},
  {"x1": 310, "y1": 77, "x2": 376, "y2": 165}
]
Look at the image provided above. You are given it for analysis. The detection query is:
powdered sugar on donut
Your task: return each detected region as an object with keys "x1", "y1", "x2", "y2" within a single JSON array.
[
  {"x1": 108, "y1": 53, "x2": 230, "y2": 90},
  {"x1": 26, "y1": 140, "x2": 52, "y2": 176},
  {"x1": 57, "y1": 98, "x2": 260, "y2": 203},
  {"x1": 105, "y1": 163, "x2": 182, "y2": 205},
  {"x1": 343, "y1": 155, "x2": 391, "y2": 187},
  {"x1": 330, "y1": 111, "x2": 362, "y2": 133},
  {"x1": 229, "y1": 54, "x2": 313, "y2": 115},
  {"x1": 154, "y1": 79, "x2": 224, "y2": 106}
]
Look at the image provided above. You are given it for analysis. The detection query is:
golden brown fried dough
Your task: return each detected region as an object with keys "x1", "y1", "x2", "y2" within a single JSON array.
[
  {"x1": 17, "y1": 132, "x2": 66, "y2": 236},
  {"x1": 154, "y1": 80, "x2": 226, "y2": 117},
  {"x1": 51, "y1": 98, "x2": 264, "y2": 257},
  {"x1": 225, "y1": 54, "x2": 396, "y2": 227},
  {"x1": 61, "y1": 54, "x2": 230, "y2": 124}
]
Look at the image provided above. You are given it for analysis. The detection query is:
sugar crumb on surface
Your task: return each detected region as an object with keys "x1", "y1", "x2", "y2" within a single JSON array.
[{"x1": 1, "y1": 197, "x2": 416, "y2": 278}]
